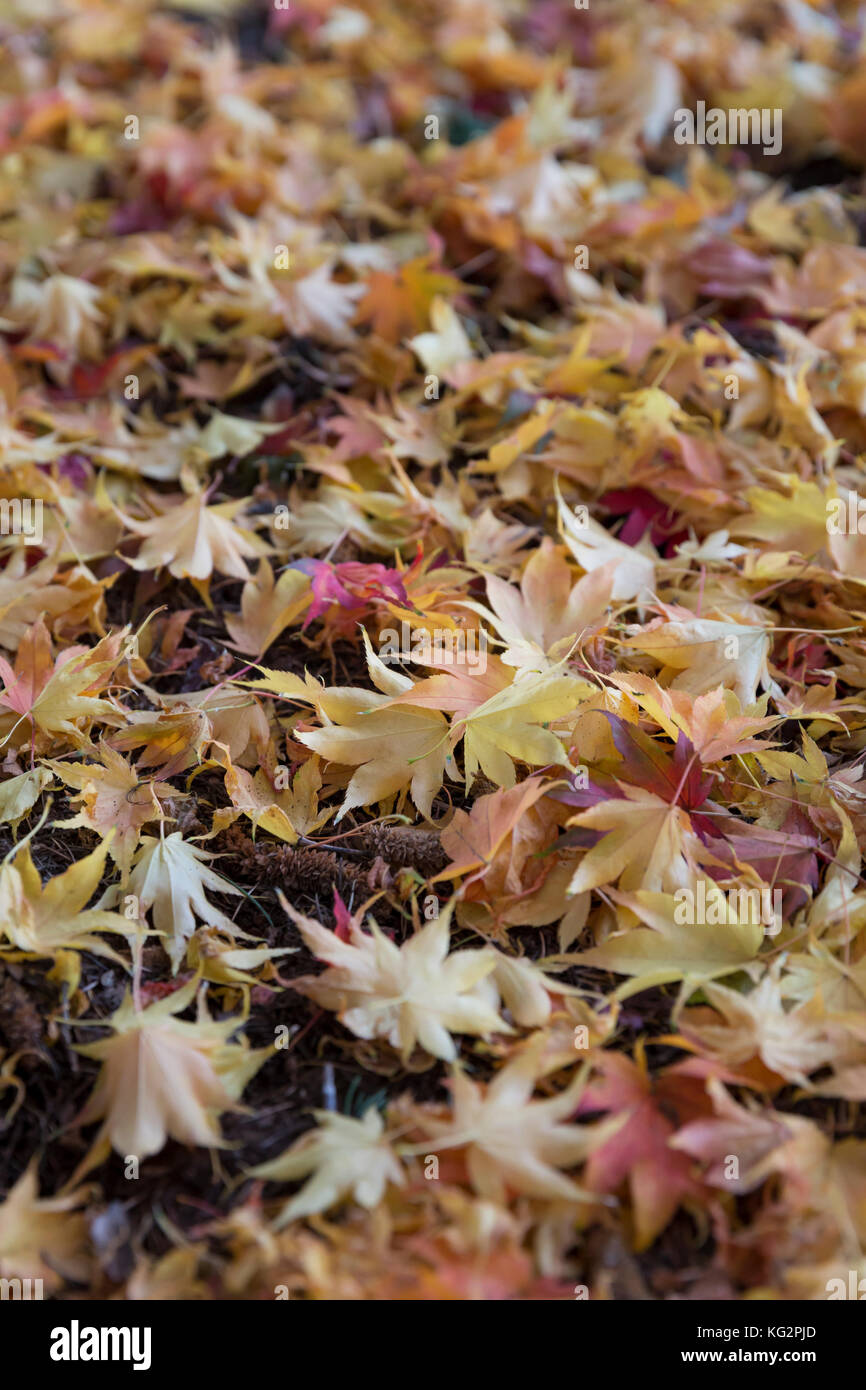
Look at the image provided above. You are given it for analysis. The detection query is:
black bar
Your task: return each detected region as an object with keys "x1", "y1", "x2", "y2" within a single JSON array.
[{"x1": 0, "y1": 1294, "x2": 853, "y2": 1376}]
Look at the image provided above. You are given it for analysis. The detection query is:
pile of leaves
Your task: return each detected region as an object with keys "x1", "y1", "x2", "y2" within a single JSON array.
[{"x1": 4, "y1": 0, "x2": 866, "y2": 1301}]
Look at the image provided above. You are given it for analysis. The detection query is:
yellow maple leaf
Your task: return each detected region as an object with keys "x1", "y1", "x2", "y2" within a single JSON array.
[
  {"x1": 73, "y1": 975, "x2": 270, "y2": 1169},
  {"x1": 224, "y1": 560, "x2": 311, "y2": 656},
  {"x1": 250, "y1": 1107, "x2": 405, "y2": 1228},
  {"x1": 675, "y1": 963, "x2": 833, "y2": 1086},
  {"x1": 284, "y1": 897, "x2": 508, "y2": 1061},
  {"x1": 186, "y1": 927, "x2": 295, "y2": 988},
  {"x1": 222, "y1": 761, "x2": 331, "y2": 844},
  {"x1": 0, "y1": 549, "x2": 108, "y2": 650},
  {"x1": 0, "y1": 835, "x2": 133, "y2": 964},
  {"x1": 556, "y1": 481, "x2": 656, "y2": 602},
  {"x1": 163, "y1": 685, "x2": 271, "y2": 767},
  {"x1": 408, "y1": 297, "x2": 475, "y2": 378},
  {"x1": 476, "y1": 400, "x2": 560, "y2": 475},
  {"x1": 388, "y1": 663, "x2": 589, "y2": 790},
  {"x1": 0, "y1": 618, "x2": 127, "y2": 753},
  {"x1": 117, "y1": 487, "x2": 269, "y2": 584},
  {"x1": 117, "y1": 831, "x2": 248, "y2": 973},
  {"x1": 477, "y1": 537, "x2": 617, "y2": 673},
  {"x1": 48, "y1": 745, "x2": 175, "y2": 878},
  {"x1": 579, "y1": 886, "x2": 765, "y2": 999},
  {"x1": 407, "y1": 1036, "x2": 614, "y2": 1204},
  {"x1": 621, "y1": 613, "x2": 774, "y2": 705},
  {"x1": 0, "y1": 766, "x2": 53, "y2": 828},
  {"x1": 457, "y1": 669, "x2": 589, "y2": 788},
  {"x1": 301, "y1": 696, "x2": 450, "y2": 819},
  {"x1": 275, "y1": 640, "x2": 454, "y2": 819},
  {"x1": 730, "y1": 477, "x2": 829, "y2": 557},
  {"x1": 0, "y1": 1161, "x2": 91, "y2": 1288},
  {"x1": 568, "y1": 784, "x2": 706, "y2": 894}
]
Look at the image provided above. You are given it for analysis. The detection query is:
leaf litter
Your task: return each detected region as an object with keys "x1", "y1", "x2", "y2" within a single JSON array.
[{"x1": 2, "y1": 0, "x2": 866, "y2": 1303}]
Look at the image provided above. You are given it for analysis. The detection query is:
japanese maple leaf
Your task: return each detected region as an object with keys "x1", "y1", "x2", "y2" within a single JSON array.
[
  {"x1": 674, "y1": 964, "x2": 835, "y2": 1088},
  {"x1": 250, "y1": 1107, "x2": 405, "y2": 1228},
  {"x1": 434, "y1": 776, "x2": 570, "y2": 929},
  {"x1": 0, "y1": 614, "x2": 51, "y2": 716},
  {"x1": 373, "y1": 399, "x2": 451, "y2": 467},
  {"x1": 277, "y1": 261, "x2": 363, "y2": 344},
  {"x1": 298, "y1": 687, "x2": 450, "y2": 818},
  {"x1": 730, "y1": 477, "x2": 830, "y2": 557},
  {"x1": 702, "y1": 804, "x2": 821, "y2": 918},
  {"x1": 106, "y1": 707, "x2": 212, "y2": 778},
  {"x1": 355, "y1": 256, "x2": 463, "y2": 342},
  {"x1": 386, "y1": 660, "x2": 590, "y2": 789},
  {"x1": 382, "y1": 651, "x2": 514, "y2": 721},
  {"x1": 117, "y1": 487, "x2": 268, "y2": 584},
  {"x1": 567, "y1": 784, "x2": 707, "y2": 894},
  {"x1": 578, "y1": 883, "x2": 765, "y2": 998},
  {"x1": 73, "y1": 975, "x2": 270, "y2": 1170},
  {"x1": 409, "y1": 1035, "x2": 615, "y2": 1205},
  {"x1": 292, "y1": 557, "x2": 409, "y2": 629},
  {"x1": 162, "y1": 685, "x2": 270, "y2": 767},
  {"x1": 606, "y1": 676, "x2": 780, "y2": 765},
  {"x1": 621, "y1": 611, "x2": 773, "y2": 706},
  {"x1": 120, "y1": 831, "x2": 248, "y2": 973},
  {"x1": 222, "y1": 759, "x2": 330, "y2": 843},
  {"x1": 454, "y1": 671, "x2": 590, "y2": 788},
  {"x1": 0, "y1": 836, "x2": 134, "y2": 964},
  {"x1": 0, "y1": 549, "x2": 109, "y2": 651},
  {"x1": 576, "y1": 1051, "x2": 710, "y2": 1250},
  {"x1": 686, "y1": 238, "x2": 774, "y2": 300},
  {"x1": 48, "y1": 745, "x2": 175, "y2": 878},
  {"x1": 598, "y1": 487, "x2": 682, "y2": 548},
  {"x1": 408, "y1": 297, "x2": 474, "y2": 378},
  {"x1": 224, "y1": 560, "x2": 311, "y2": 655},
  {"x1": 553, "y1": 715, "x2": 716, "y2": 843},
  {"x1": 601, "y1": 714, "x2": 714, "y2": 812},
  {"x1": 254, "y1": 641, "x2": 453, "y2": 818},
  {"x1": 283, "y1": 898, "x2": 508, "y2": 1061},
  {"x1": 478, "y1": 400, "x2": 561, "y2": 477},
  {"x1": 669, "y1": 1077, "x2": 792, "y2": 1194},
  {"x1": 0, "y1": 618, "x2": 125, "y2": 752},
  {"x1": 186, "y1": 928, "x2": 294, "y2": 989},
  {"x1": 0, "y1": 766, "x2": 52, "y2": 830},
  {"x1": 479, "y1": 537, "x2": 618, "y2": 673},
  {"x1": 436, "y1": 775, "x2": 554, "y2": 888},
  {"x1": 327, "y1": 393, "x2": 389, "y2": 462},
  {"x1": 382, "y1": 1235, "x2": 557, "y2": 1302},
  {"x1": 8, "y1": 272, "x2": 104, "y2": 366},
  {"x1": 556, "y1": 482, "x2": 656, "y2": 602},
  {"x1": 0, "y1": 1162, "x2": 90, "y2": 1288}
]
